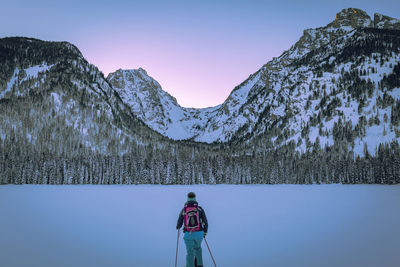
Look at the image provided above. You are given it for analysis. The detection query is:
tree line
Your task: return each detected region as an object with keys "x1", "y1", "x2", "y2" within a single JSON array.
[{"x1": 1, "y1": 131, "x2": 399, "y2": 185}]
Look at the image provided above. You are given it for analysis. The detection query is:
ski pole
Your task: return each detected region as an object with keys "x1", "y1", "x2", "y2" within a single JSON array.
[
  {"x1": 175, "y1": 229, "x2": 180, "y2": 267},
  {"x1": 204, "y1": 237, "x2": 217, "y2": 267}
]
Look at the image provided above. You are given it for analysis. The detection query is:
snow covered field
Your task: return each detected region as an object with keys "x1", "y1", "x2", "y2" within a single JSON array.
[{"x1": 0, "y1": 185, "x2": 399, "y2": 267}]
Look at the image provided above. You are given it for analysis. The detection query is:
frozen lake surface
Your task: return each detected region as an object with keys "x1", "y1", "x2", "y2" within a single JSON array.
[{"x1": 0, "y1": 184, "x2": 399, "y2": 267}]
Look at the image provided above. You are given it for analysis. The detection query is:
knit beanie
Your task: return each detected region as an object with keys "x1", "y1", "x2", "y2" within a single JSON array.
[{"x1": 187, "y1": 192, "x2": 196, "y2": 201}]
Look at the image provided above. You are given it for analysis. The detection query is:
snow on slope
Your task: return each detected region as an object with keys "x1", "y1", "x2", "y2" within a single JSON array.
[
  {"x1": 108, "y1": 68, "x2": 215, "y2": 140},
  {"x1": 108, "y1": 8, "x2": 400, "y2": 155},
  {"x1": 1, "y1": 185, "x2": 399, "y2": 267},
  {"x1": 0, "y1": 63, "x2": 54, "y2": 99},
  {"x1": 0, "y1": 68, "x2": 19, "y2": 98},
  {"x1": 374, "y1": 13, "x2": 400, "y2": 29},
  {"x1": 108, "y1": 69, "x2": 262, "y2": 142}
]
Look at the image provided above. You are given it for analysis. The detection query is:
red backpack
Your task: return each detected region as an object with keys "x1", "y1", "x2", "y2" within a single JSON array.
[{"x1": 184, "y1": 203, "x2": 201, "y2": 232}]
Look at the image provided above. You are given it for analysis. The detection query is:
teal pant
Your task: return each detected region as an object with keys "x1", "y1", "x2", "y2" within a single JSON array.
[{"x1": 183, "y1": 231, "x2": 204, "y2": 267}]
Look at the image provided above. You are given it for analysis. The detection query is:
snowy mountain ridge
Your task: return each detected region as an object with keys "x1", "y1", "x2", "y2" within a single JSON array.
[
  {"x1": 0, "y1": 37, "x2": 169, "y2": 156},
  {"x1": 108, "y1": 8, "x2": 400, "y2": 156},
  {"x1": 108, "y1": 68, "x2": 220, "y2": 140},
  {"x1": 108, "y1": 67, "x2": 264, "y2": 142},
  {"x1": 1, "y1": 8, "x2": 399, "y2": 157},
  {"x1": 108, "y1": 67, "x2": 266, "y2": 142},
  {"x1": 1, "y1": 9, "x2": 400, "y2": 185}
]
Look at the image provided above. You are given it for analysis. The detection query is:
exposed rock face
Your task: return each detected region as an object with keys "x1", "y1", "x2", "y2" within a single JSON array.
[
  {"x1": 108, "y1": 68, "x2": 184, "y2": 136},
  {"x1": 374, "y1": 13, "x2": 400, "y2": 30},
  {"x1": 329, "y1": 8, "x2": 372, "y2": 29}
]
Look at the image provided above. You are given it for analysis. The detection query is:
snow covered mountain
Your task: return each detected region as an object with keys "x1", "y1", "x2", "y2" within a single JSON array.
[
  {"x1": 1, "y1": 8, "x2": 399, "y2": 185},
  {"x1": 108, "y1": 68, "x2": 219, "y2": 140},
  {"x1": 109, "y1": 8, "x2": 400, "y2": 156},
  {"x1": 108, "y1": 65, "x2": 262, "y2": 143},
  {"x1": 0, "y1": 37, "x2": 168, "y2": 156}
]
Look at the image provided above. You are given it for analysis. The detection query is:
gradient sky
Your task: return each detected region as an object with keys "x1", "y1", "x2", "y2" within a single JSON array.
[{"x1": 1, "y1": 0, "x2": 399, "y2": 108}]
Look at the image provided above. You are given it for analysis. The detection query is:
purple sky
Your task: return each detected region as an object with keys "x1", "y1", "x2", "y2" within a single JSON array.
[{"x1": 1, "y1": 0, "x2": 400, "y2": 108}]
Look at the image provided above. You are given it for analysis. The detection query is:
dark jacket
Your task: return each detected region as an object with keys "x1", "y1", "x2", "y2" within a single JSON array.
[{"x1": 176, "y1": 200, "x2": 208, "y2": 233}]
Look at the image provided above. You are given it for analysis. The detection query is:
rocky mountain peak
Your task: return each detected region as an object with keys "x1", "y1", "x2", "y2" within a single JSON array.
[
  {"x1": 109, "y1": 68, "x2": 153, "y2": 84},
  {"x1": 107, "y1": 68, "x2": 163, "y2": 96},
  {"x1": 279, "y1": 8, "x2": 377, "y2": 66},
  {"x1": 107, "y1": 68, "x2": 181, "y2": 124},
  {"x1": 329, "y1": 8, "x2": 372, "y2": 29},
  {"x1": 137, "y1": 67, "x2": 148, "y2": 75}
]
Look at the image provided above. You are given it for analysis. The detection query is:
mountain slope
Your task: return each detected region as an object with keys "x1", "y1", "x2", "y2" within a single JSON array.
[
  {"x1": 109, "y1": 8, "x2": 400, "y2": 156},
  {"x1": 0, "y1": 37, "x2": 169, "y2": 156},
  {"x1": 108, "y1": 68, "x2": 219, "y2": 140},
  {"x1": 108, "y1": 66, "x2": 262, "y2": 143},
  {"x1": 0, "y1": 8, "x2": 399, "y2": 185}
]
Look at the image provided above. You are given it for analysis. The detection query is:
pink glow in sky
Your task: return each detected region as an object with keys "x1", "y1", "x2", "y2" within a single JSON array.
[{"x1": 78, "y1": 30, "x2": 287, "y2": 108}]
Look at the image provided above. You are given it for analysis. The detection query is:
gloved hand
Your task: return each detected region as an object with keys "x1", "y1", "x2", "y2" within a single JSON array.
[{"x1": 203, "y1": 232, "x2": 207, "y2": 238}]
